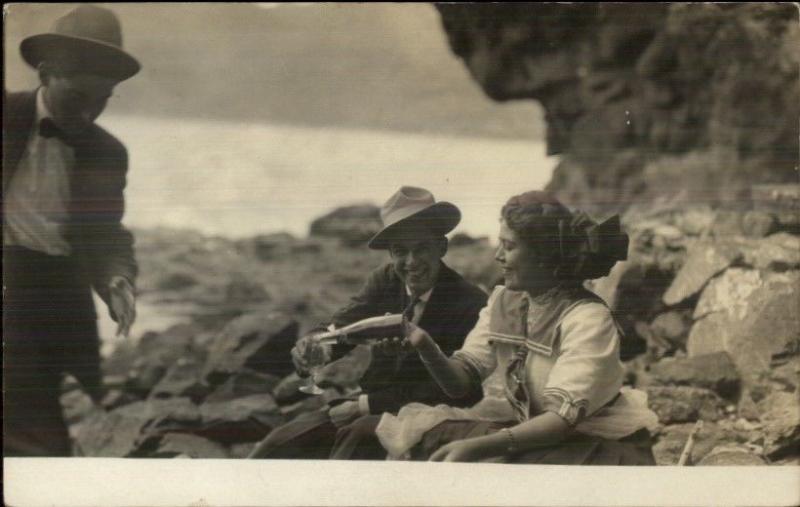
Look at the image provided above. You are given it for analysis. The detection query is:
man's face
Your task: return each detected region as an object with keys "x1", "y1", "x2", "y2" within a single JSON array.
[
  {"x1": 42, "y1": 72, "x2": 117, "y2": 136},
  {"x1": 495, "y1": 220, "x2": 554, "y2": 293},
  {"x1": 388, "y1": 227, "x2": 445, "y2": 297}
]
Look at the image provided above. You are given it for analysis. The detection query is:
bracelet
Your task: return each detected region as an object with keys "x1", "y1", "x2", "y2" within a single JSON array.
[{"x1": 501, "y1": 428, "x2": 518, "y2": 454}]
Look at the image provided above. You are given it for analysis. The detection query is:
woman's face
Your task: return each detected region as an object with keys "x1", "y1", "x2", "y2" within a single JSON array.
[{"x1": 495, "y1": 220, "x2": 555, "y2": 294}]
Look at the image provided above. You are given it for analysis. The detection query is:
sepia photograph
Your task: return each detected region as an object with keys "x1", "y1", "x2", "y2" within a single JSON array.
[{"x1": 3, "y1": 3, "x2": 799, "y2": 506}]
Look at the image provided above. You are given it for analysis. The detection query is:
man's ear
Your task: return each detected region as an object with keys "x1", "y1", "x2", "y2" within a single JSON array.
[
  {"x1": 438, "y1": 237, "x2": 449, "y2": 258},
  {"x1": 37, "y1": 62, "x2": 52, "y2": 87}
]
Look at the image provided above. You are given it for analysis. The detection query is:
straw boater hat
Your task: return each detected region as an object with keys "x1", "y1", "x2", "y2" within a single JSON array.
[
  {"x1": 20, "y1": 5, "x2": 140, "y2": 81},
  {"x1": 368, "y1": 186, "x2": 461, "y2": 250}
]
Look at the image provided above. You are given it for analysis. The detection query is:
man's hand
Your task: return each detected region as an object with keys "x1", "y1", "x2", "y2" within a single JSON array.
[
  {"x1": 108, "y1": 276, "x2": 136, "y2": 337},
  {"x1": 291, "y1": 334, "x2": 331, "y2": 376},
  {"x1": 328, "y1": 400, "x2": 361, "y2": 427}
]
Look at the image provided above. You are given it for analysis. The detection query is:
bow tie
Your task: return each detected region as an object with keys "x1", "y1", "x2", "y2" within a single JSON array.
[{"x1": 38, "y1": 118, "x2": 74, "y2": 145}]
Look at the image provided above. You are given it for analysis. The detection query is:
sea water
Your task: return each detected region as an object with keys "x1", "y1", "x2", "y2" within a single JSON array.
[{"x1": 94, "y1": 114, "x2": 557, "y2": 345}]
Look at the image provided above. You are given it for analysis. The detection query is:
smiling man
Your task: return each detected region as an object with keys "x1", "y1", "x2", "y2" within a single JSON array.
[
  {"x1": 249, "y1": 186, "x2": 488, "y2": 460},
  {"x1": 3, "y1": 5, "x2": 140, "y2": 456}
]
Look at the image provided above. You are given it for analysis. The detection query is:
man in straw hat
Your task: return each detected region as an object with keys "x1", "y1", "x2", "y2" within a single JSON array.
[
  {"x1": 249, "y1": 186, "x2": 488, "y2": 460},
  {"x1": 4, "y1": 5, "x2": 140, "y2": 456}
]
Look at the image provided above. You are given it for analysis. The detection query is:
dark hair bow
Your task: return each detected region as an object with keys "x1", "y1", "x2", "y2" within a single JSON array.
[{"x1": 558, "y1": 212, "x2": 629, "y2": 280}]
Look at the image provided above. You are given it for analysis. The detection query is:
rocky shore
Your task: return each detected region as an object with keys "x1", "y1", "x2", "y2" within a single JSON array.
[{"x1": 61, "y1": 191, "x2": 798, "y2": 465}]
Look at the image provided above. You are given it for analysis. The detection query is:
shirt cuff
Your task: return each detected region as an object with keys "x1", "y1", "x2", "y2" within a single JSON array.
[
  {"x1": 542, "y1": 387, "x2": 589, "y2": 427},
  {"x1": 357, "y1": 394, "x2": 370, "y2": 415}
]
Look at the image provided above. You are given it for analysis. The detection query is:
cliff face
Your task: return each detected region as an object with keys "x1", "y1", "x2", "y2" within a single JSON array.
[{"x1": 436, "y1": 3, "x2": 799, "y2": 212}]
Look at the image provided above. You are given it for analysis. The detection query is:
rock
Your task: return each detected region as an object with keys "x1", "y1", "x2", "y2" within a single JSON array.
[
  {"x1": 101, "y1": 389, "x2": 141, "y2": 411},
  {"x1": 74, "y1": 398, "x2": 201, "y2": 457},
  {"x1": 663, "y1": 240, "x2": 741, "y2": 306},
  {"x1": 687, "y1": 269, "x2": 800, "y2": 389},
  {"x1": 149, "y1": 358, "x2": 210, "y2": 402},
  {"x1": 697, "y1": 445, "x2": 767, "y2": 466},
  {"x1": 273, "y1": 372, "x2": 310, "y2": 405},
  {"x1": 195, "y1": 394, "x2": 284, "y2": 444},
  {"x1": 758, "y1": 391, "x2": 800, "y2": 459},
  {"x1": 649, "y1": 310, "x2": 693, "y2": 349},
  {"x1": 308, "y1": 204, "x2": 382, "y2": 247},
  {"x1": 646, "y1": 386, "x2": 727, "y2": 424},
  {"x1": 203, "y1": 312, "x2": 299, "y2": 385},
  {"x1": 150, "y1": 433, "x2": 230, "y2": 459},
  {"x1": 741, "y1": 211, "x2": 778, "y2": 238},
  {"x1": 229, "y1": 442, "x2": 258, "y2": 459},
  {"x1": 652, "y1": 422, "x2": 722, "y2": 466},
  {"x1": 245, "y1": 232, "x2": 296, "y2": 261},
  {"x1": 738, "y1": 233, "x2": 800, "y2": 272},
  {"x1": 437, "y1": 4, "x2": 798, "y2": 211},
  {"x1": 648, "y1": 352, "x2": 740, "y2": 399},
  {"x1": 751, "y1": 184, "x2": 800, "y2": 229},
  {"x1": 122, "y1": 323, "x2": 204, "y2": 397},
  {"x1": 156, "y1": 268, "x2": 199, "y2": 290},
  {"x1": 205, "y1": 369, "x2": 282, "y2": 403}
]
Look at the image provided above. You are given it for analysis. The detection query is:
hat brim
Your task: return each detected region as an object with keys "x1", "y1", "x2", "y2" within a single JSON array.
[
  {"x1": 368, "y1": 201, "x2": 461, "y2": 250},
  {"x1": 21, "y1": 33, "x2": 140, "y2": 81}
]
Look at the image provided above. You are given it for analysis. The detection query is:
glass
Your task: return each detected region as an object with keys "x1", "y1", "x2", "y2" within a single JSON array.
[{"x1": 298, "y1": 336, "x2": 336, "y2": 395}]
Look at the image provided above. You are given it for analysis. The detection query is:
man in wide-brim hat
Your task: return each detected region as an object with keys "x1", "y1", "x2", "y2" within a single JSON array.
[
  {"x1": 249, "y1": 186, "x2": 488, "y2": 460},
  {"x1": 4, "y1": 5, "x2": 140, "y2": 456}
]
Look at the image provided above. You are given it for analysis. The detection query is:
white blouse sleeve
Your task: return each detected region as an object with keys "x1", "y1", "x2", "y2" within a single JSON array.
[
  {"x1": 450, "y1": 286, "x2": 501, "y2": 382},
  {"x1": 542, "y1": 302, "x2": 624, "y2": 426}
]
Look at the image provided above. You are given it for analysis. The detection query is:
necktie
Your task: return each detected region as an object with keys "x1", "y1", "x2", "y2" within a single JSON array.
[
  {"x1": 394, "y1": 296, "x2": 421, "y2": 372},
  {"x1": 504, "y1": 297, "x2": 532, "y2": 422}
]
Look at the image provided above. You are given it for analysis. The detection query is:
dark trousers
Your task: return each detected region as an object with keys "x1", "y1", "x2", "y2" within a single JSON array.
[
  {"x1": 3, "y1": 246, "x2": 101, "y2": 457},
  {"x1": 248, "y1": 408, "x2": 386, "y2": 460}
]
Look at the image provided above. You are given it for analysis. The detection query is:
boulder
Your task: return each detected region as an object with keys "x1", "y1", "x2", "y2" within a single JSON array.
[
  {"x1": 751, "y1": 184, "x2": 800, "y2": 229},
  {"x1": 73, "y1": 398, "x2": 201, "y2": 457},
  {"x1": 195, "y1": 394, "x2": 284, "y2": 444},
  {"x1": 758, "y1": 391, "x2": 800, "y2": 459},
  {"x1": 205, "y1": 369, "x2": 282, "y2": 403},
  {"x1": 101, "y1": 389, "x2": 141, "y2": 411},
  {"x1": 203, "y1": 312, "x2": 299, "y2": 385},
  {"x1": 738, "y1": 233, "x2": 800, "y2": 272},
  {"x1": 697, "y1": 445, "x2": 768, "y2": 466},
  {"x1": 229, "y1": 442, "x2": 259, "y2": 459},
  {"x1": 648, "y1": 352, "x2": 740, "y2": 399},
  {"x1": 149, "y1": 358, "x2": 210, "y2": 402},
  {"x1": 308, "y1": 204, "x2": 382, "y2": 247},
  {"x1": 150, "y1": 433, "x2": 230, "y2": 459},
  {"x1": 663, "y1": 240, "x2": 741, "y2": 306},
  {"x1": 646, "y1": 386, "x2": 727, "y2": 424},
  {"x1": 687, "y1": 269, "x2": 800, "y2": 388},
  {"x1": 652, "y1": 419, "x2": 755, "y2": 466},
  {"x1": 273, "y1": 372, "x2": 311, "y2": 405},
  {"x1": 649, "y1": 309, "x2": 693, "y2": 349},
  {"x1": 741, "y1": 211, "x2": 778, "y2": 238}
]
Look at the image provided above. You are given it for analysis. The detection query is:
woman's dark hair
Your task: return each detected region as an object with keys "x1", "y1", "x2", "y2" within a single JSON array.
[{"x1": 501, "y1": 191, "x2": 629, "y2": 282}]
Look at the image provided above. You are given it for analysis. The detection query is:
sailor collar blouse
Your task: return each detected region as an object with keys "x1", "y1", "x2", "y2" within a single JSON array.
[{"x1": 452, "y1": 285, "x2": 625, "y2": 427}]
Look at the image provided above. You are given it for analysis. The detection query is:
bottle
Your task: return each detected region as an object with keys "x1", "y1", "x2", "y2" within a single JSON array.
[{"x1": 311, "y1": 313, "x2": 407, "y2": 345}]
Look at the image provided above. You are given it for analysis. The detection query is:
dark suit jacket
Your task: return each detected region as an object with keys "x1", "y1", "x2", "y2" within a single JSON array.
[
  {"x1": 3, "y1": 90, "x2": 138, "y2": 312},
  {"x1": 328, "y1": 262, "x2": 488, "y2": 414}
]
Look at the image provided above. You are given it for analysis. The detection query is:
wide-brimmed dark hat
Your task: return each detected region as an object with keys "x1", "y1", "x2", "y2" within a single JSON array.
[
  {"x1": 20, "y1": 5, "x2": 140, "y2": 81},
  {"x1": 368, "y1": 186, "x2": 461, "y2": 250}
]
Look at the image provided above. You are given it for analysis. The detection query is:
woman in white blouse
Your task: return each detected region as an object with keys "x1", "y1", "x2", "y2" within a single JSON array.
[{"x1": 402, "y1": 191, "x2": 657, "y2": 464}]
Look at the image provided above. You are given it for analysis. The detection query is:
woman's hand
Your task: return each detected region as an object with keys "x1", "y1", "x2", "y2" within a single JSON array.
[{"x1": 429, "y1": 439, "x2": 489, "y2": 462}]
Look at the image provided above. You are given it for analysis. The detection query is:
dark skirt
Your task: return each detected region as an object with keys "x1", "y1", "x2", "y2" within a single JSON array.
[{"x1": 411, "y1": 419, "x2": 656, "y2": 465}]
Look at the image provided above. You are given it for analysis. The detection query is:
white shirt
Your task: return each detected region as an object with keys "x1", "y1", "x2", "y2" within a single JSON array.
[{"x1": 3, "y1": 89, "x2": 74, "y2": 256}]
